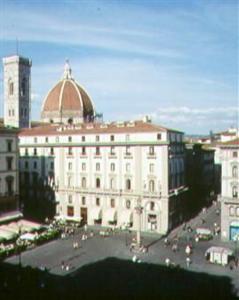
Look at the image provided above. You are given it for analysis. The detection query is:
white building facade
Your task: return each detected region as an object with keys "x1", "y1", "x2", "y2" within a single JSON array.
[
  {"x1": 220, "y1": 139, "x2": 239, "y2": 241},
  {"x1": 0, "y1": 126, "x2": 20, "y2": 220},
  {"x1": 19, "y1": 120, "x2": 187, "y2": 235}
]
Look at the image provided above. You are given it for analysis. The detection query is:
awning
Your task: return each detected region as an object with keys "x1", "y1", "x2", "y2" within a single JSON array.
[
  {"x1": 20, "y1": 232, "x2": 37, "y2": 241},
  {"x1": 205, "y1": 246, "x2": 234, "y2": 256},
  {"x1": 0, "y1": 211, "x2": 23, "y2": 224},
  {"x1": 119, "y1": 210, "x2": 133, "y2": 225},
  {"x1": 0, "y1": 229, "x2": 17, "y2": 241},
  {"x1": 90, "y1": 207, "x2": 102, "y2": 220},
  {"x1": 18, "y1": 220, "x2": 43, "y2": 232},
  {"x1": 0, "y1": 225, "x2": 19, "y2": 234},
  {"x1": 196, "y1": 228, "x2": 212, "y2": 235},
  {"x1": 104, "y1": 209, "x2": 117, "y2": 222},
  {"x1": 54, "y1": 216, "x2": 82, "y2": 222}
]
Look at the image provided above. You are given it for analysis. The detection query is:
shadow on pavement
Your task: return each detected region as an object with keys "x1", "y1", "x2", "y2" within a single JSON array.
[{"x1": 0, "y1": 258, "x2": 238, "y2": 300}]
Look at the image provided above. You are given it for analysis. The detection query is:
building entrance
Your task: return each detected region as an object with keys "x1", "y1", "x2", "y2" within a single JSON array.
[{"x1": 81, "y1": 207, "x2": 88, "y2": 224}]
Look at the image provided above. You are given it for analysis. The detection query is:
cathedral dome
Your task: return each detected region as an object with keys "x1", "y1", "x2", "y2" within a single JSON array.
[{"x1": 41, "y1": 61, "x2": 95, "y2": 124}]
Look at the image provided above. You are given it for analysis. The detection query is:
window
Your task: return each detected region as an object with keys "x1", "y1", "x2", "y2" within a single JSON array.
[
  {"x1": 229, "y1": 206, "x2": 235, "y2": 216},
  {"x1": 56, "y1": 136, "x2": 59, "y2": 143},
  {"x1": 82, "y1": 162, "x2": 86, "y2": 171},
  {"x1": 6, "y1": 176, "x2": 14, "y2": 195},
  {"x1": 110, "y1": 178, "x2": 114, "y2": 189},
  {"x1": 236, "y1": 207, "x2": 239, "y2": 217},
  {"x1": 67, "y1": 206, "x2": 74, "y2": 217},
  {"x1": 149, "y1": 180, "x2": 155, "y2": 192},
  {"x1": 34, "y1": 137, "x2": 37, "y2": 143},
  {"x1": 110, "y1": 135, "x2": 114, "y2": 142},
  {"x1": 157, "y1": 133, "x2": 161, "y2": 140},
  {"x1": 82, "y1": 136, "x2": 85, "y2": 142},
  {"x1": 9, "y1": 109, "x2": 11, "y2": 117},
  {"x1": 232, "y1": 186, "x2": 238, "y2": 198},
  {"x1": 126, "y1": 179, "x2": 131, "y2": 190},
  {"x1": 150, "y1": 201, "x2": 155, "y2": 211},
  {"x1": 126, "y1": 146, "x2": 131, "y2": 155},
  {"x1": 68, "y1": 147, "x2": 73, "y2": 155},
  {"x1": 96, "y1": 135, "x2": 100, "y2": 142},
  {"x1": 110, "y1": 163, "x2": 115, "y2": 172},
  {"x1": 233, "y1": 151, "x2": 238, "y2": 158},
  {"x1": 68, "y1": 176, "x2": 72, "y2": 187},
  {"x1": 82, "y1": 177, "x2": 86, "y2": 188},
  {"x1": 82, "y1": 196, "x2": 86, "y2": 205},
  {"x1": 33, "y1": 161, "x2": 37, "y2": 169},
  {"x1": 12, "y1": 109, "x2": 14, "y2": 116},
  {"x1": 96, "y1": 163, "x2": 100, "y2": 171},
  {"x1": 45, "y1": 137, "x2": 48, "y2": 143},
  {"x1": 6, "y1": 157, "x2": 13, "y2": 170},
  {"x1": 126, "y1": 134, "x2": 130, "y2": 142},
  {"x1": 68, "y1": 136, "x2": 72, "y2": 142},
  {"x1": 96, "y1": 178, "x2": 101, "y2": 188},
  {"x1": 50, "y1": 147, "x2": 54, "y2": 155},
  {"x1": 50, "y1": 162, "x2": 54, "y2": 170},
  {"x1": 21, "y1": 78, "x2": 26, "y2": 96},
  {"x1": 24, "y1": 161, "x2": 29, "y2": 169},
  {"x1": 68, "y1": 195, "x2": 73, "y2": 204},
  {"x1": 9, "y1": 81, "x2": 14, "y2": 95},
  {"x1": 7, "y1": 140, "x2": 12, "y2": 152},
  {"x1": 110, "y1": 199, "x2": 115, "y2": 208},
  {"x1": 96, "y1": 198, "x2": 100, "y2": 206},
  {"x1": 126, "y1": 163, "x2": 130, "y2": 172},
  {"x1": 232, "y1": 166, "x2": 238, "y2": 178},
  {"x1": 126, "y1": 200, "x2": 131, "y2": 209},
  {"x1": 149, "y1": 163, "x2": 154, "y2": 173},
  {"x1": 68, "y1": 162, "x2": 73, "y2": 170},
  {"x1": 33, "y1": 148, "x2": 37, "y2": 155},
  {"x1": 110, "y1": 146, "x2": 115, "y2": 155},
  {"x1": 24, "y1": 108, "x2": 27, "y2": 117},
  {"x1": 96, "y1": 147, "x2": 100, "y2": 155},
  {"x1": 149, "y1": 146, "x2": 154, "y2": 155},
  {"x1": 82, "y1": 146, "x2": 86, "y2": 155}
]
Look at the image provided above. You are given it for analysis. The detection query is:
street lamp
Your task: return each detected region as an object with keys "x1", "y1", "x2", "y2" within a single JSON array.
[{"x1": 135, "y1": 197, "x2": 143, "y2": 250}]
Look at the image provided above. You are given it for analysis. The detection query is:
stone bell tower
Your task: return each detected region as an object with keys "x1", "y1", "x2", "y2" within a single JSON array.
[{"x1": 3, "y1": 55, "x2": 31, "y2": 128}]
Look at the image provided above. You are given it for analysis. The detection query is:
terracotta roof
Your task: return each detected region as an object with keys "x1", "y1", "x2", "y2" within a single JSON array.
[
  {"x1": 41, "y1": 79, "x2": 94, "y2": 115},
  {"x1": 220, "y1": 138, "x2": 239, "y2": 147},
  {"x1": 19, "y1": 120, "x2": 180, "y2": 137}
]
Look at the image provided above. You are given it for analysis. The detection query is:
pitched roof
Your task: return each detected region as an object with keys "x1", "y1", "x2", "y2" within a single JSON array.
[{"x1": 19, "y1": 120, "x2": 182, "y2": 137}]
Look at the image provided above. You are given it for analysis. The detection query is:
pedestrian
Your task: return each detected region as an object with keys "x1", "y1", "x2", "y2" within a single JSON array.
[
  {"x1": 164, "y1": 238, "x2": 169, "y2": 247},
  {"x1": 61, "y1": 261, "x2": 65, "y2": 270},
  {"x1": 66, "y1": 264, "x2": 69, "y2": 271},
  {"x1": 185, "y1": 245, "x2": 191, "y2": 256},
  {"x1": 172, "y1": 243, "x2": 178, "y2": 252},
  {"x1": 186, "y1": 257, "x2": 191, "y2": 267},
  {"x1": 84, "y1": 224, "x2": 88, "y2": 232},
  {"x1": 165, "y1": 258, "x2": 170, "y2": 267}
]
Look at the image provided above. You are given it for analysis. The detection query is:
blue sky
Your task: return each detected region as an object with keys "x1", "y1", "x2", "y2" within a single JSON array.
[{"x1": 0, "y1": 0, "x2": 238, "y2": 134}]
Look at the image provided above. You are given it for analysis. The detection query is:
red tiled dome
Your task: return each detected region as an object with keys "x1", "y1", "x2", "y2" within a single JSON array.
[{"x1": 41, "y1": 61, "x2": 95, "y2": 123}]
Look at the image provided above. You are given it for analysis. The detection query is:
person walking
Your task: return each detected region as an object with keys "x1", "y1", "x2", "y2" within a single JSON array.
[{"x1": 186, "y1": 257, "x2": 191, "y2": 267}]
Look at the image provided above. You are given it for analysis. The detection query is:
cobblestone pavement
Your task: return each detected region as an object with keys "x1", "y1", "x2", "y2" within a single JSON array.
[{"x1": 5, "y1": 201, "x2": 239, "y2": 296}]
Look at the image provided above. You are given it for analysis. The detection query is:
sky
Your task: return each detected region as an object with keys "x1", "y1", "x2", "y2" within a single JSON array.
[{"x1": 0, "y1": 0, "x2": 238, "y2": 135}]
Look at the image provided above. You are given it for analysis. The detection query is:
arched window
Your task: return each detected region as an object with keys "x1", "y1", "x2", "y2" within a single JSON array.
[
  {"x1": 96, "y1": 178, "x2": 101, "y2": 188},
  {"x1": 149, "y1": 180, "x2": 155, "y2": 192},
  {"x1": 21, "y1": 78, "x2": 26, "y2": 96},
  {"x1": 232, "y1": 186, "x2": 238, "y2": 198},
  {"x1": 8, "y1": 79, "x2": 14, "y2": 95},
  {"x1": 126, "y1": 200, "x2": 131, "y2": 209},
  {"x1": 232, "y1": 166, "x2": 238, "y2": 178},
  {"x1": 126, "y1": 179, "x2": 131, "y2": 190},
  {"x1": 150, "y1": 201, "x2": 155, "y2": 211},
  {"x1": 82, "y1": 177, "x2": 86, "y2": 188},
  {"x1": 96, "y1": 163, "x2": 100, "y2": 171},
  {"x1": 110, "y1": 178, "x2": 114, "y2": 189}
]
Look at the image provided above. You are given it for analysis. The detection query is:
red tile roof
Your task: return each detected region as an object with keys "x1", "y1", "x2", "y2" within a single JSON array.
[{"x1": 19, "y1": 120, "x2": 182, "y2": 136}]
